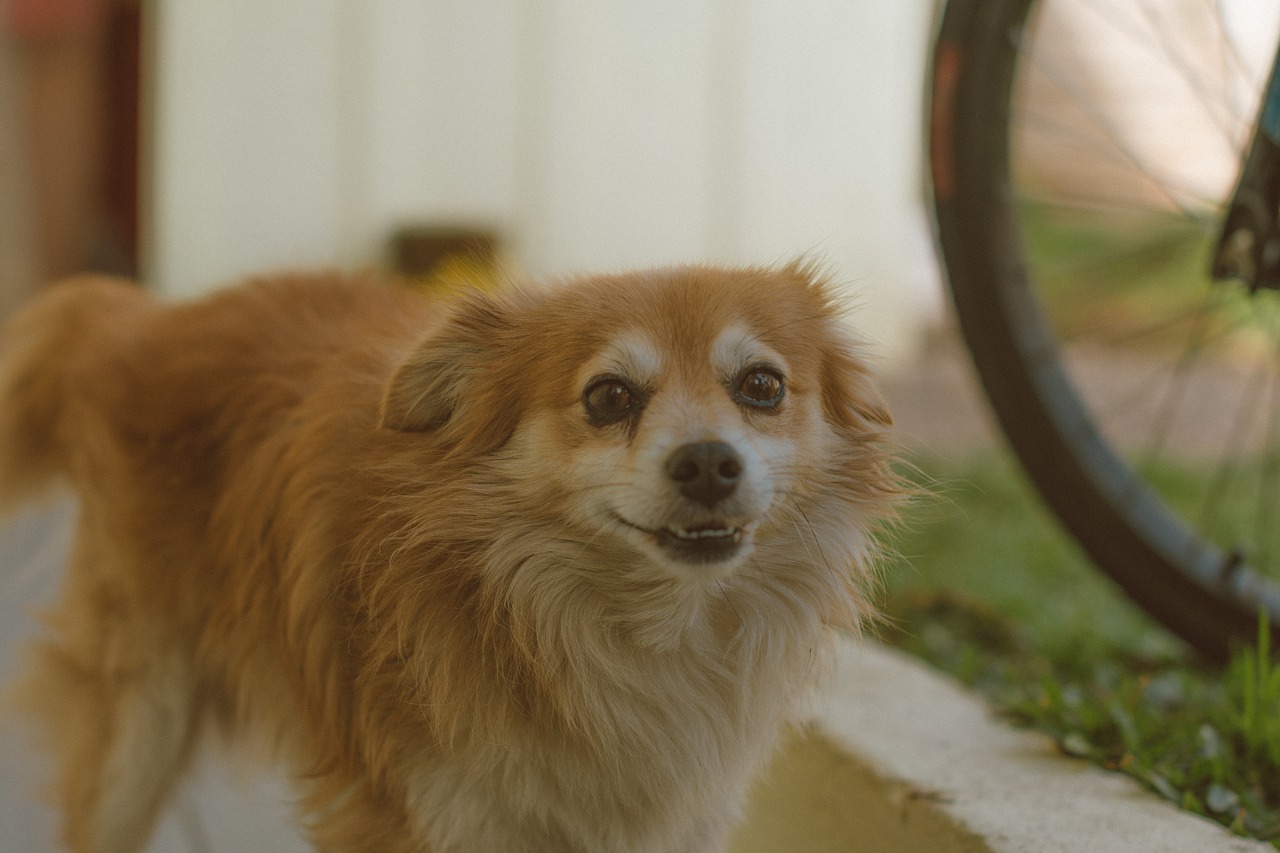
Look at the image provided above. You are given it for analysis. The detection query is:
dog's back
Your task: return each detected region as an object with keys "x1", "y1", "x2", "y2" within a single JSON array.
[
  {"x1": 0, "y1": 273, "x2": 421, "y2": 510},
  {"x1": 0, "y1": 273, "x2": 432, "y2": 852}
]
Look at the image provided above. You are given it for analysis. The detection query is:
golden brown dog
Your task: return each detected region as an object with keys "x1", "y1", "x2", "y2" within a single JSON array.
[{"x1": 0, "y1": 264, "x2": 899, "y2": 852}]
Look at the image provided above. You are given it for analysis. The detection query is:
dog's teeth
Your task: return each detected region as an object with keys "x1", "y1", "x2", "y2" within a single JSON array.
[{"x1": 673, "y1": 527, "x2": 737, "y2": 540}]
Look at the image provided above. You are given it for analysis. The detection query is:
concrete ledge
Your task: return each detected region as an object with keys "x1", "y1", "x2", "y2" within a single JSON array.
[{"x1": 732, "y1": 640, "x2": 1271, "y2": 853}]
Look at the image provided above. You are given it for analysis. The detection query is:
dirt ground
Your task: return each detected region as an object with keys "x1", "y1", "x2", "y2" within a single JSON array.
[{"x1": 881, "y1": 324, "x2": 1002, "y2": 458}]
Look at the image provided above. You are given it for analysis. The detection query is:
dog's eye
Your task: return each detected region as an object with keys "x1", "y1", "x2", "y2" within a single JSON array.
[
  {"x1": 734, "y1": 368, "x2": 785, "y2": 408},
  {"x1": 584, "y1": 378, "x2": 638, "y2": 424}
]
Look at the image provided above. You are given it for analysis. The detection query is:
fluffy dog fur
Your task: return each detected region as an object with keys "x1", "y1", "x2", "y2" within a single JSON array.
[{"x1": 0, "y1": 264, "x2": 899, "y2": 853}]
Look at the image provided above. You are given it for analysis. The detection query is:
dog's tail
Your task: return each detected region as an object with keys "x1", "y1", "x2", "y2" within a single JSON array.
[{"x1": 0, "y1": 275, "x2": 151, "y2": 512}]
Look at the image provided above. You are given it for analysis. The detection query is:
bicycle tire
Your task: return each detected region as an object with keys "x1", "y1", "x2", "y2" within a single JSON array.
[{"x1": 929, "y1": 0, "x2": 1280, "y2": 659}]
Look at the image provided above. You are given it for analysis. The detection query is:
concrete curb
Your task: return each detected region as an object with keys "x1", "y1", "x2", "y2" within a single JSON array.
[{"x1": 732, "y1": 639, "x2": 1271, "y2": 853}]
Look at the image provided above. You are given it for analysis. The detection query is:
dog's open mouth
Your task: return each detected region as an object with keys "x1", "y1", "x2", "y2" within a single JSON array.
[
  {"x1": 615, "y1": 515, "x2": 749, "y2": 565},
  {"x1": 658, "y1": 524, "x2": 744, "y2": 564}
]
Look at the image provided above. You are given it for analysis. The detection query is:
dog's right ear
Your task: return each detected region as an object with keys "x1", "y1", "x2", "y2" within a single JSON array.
[{"x1": 379, "y1": 293, "x2": 521, "y2": 453}]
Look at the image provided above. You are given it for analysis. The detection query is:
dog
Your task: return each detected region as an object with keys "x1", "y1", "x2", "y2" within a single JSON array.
[{"x1": 0, "y1": 263, "x2": 899, "y2": 852}]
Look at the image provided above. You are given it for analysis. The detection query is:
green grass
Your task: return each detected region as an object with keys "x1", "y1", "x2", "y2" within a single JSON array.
[
  {"x1": 884, "y1": 451, "x2": 1175, "y2": 661},
  {"x1": 883, "y1": 451, "x2": 1280, "y2": 845},
  {"x1": 898, "y1": 192, "x2": 1280, "y2": 840}
]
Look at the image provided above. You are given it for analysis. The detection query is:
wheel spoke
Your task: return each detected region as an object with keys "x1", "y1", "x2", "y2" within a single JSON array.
[
  {"x1": 1131, "y1": 0, "x2": 1252, "y2": 147},
  {"x1": 1014, "y1": 26, "x2": 1215, "y2": 219},
  {"x1": 1253, "y1": 302, "x2": 1280, "y2": 570},
  {"x1": 1209, "y1": 0, "x2": 1262, "y2": 130},
  {"x1": 1077, "y1": 289, "x2": 1230, "y2": 432},
  {"x1": 1014, "y1": 108, "x2": 1224, "y2": 210},
  {"x1": 1198, "y1": 348, "x2": 1269, "y2": 550},
  {"x1": 1139, "y1": 289, "x2": 1227, "y2": 464}
]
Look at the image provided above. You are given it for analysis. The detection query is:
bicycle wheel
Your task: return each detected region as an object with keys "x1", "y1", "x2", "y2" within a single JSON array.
[{"x1": 929, "y1": 0, "x2": 1280, "y2": 659}]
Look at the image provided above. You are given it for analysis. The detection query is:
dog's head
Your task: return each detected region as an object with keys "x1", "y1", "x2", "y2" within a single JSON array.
[{"x1": 379, "y1": 263, "x2": 894, "y2": 583}]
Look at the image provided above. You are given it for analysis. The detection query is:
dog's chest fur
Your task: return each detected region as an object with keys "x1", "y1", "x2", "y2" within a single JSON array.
[{"x1": 400, "y1": 564, "x2": 825, "y2": 852}]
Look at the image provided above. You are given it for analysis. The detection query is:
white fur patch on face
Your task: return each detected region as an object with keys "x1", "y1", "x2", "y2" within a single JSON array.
[
  {"x1": 709, "y1": 323, "x2": 788, "y2": 383},
  {"x1": 602, "y1": 332, "x2": 663, "y2": 386}
]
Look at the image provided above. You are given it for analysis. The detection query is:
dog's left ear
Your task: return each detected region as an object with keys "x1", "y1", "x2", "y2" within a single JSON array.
[
  {"x1": 379, "y1": 292, "x2": 521, "y2": 454},
  {"x1": 781, "y1": 261, "x2": 893, "y2": 434},
  {"x1": 821, "y1": 341, "x2": 893, "y2": 434}
]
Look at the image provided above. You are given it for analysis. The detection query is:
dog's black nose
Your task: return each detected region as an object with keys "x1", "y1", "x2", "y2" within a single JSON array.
[{"x1": 666, "y1": 441, "x2": 742, "y2": 506}]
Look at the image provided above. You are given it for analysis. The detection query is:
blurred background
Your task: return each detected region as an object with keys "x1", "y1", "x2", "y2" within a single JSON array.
[
  {"x1": 0, "y1": 0, "x2": 943, "y2": 367},
  {"x1": 6, "y1": 0, "x2": 1280, "y2": 850}
]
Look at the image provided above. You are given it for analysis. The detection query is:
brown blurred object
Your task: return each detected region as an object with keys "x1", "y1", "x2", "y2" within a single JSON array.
[
  {"x1": 391, "y1": 225, "x2": 497, "y2": 276},
  {"x1": 390, "y1": 225, "x2": 503, "y2": 296},
  {"x1": 3, "y1": 0, "x2": 139, "y2": 310}
]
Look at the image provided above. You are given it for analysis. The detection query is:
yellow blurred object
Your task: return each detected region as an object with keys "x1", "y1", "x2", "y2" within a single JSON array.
[
  {"x1": 407, "y1": 251, "x2": 503, "y2": 300},
  {"x1": 390, "y1": 225, "x2": 502, "y2": 300}
]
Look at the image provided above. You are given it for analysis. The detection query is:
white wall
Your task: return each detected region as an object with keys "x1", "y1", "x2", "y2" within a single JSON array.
[
  {"x1": 150, "y1": 1, "x2": 348, "y2": 287},
  {"x1": 148, "y1": 0, "x2": 940, "y2": 365}
]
